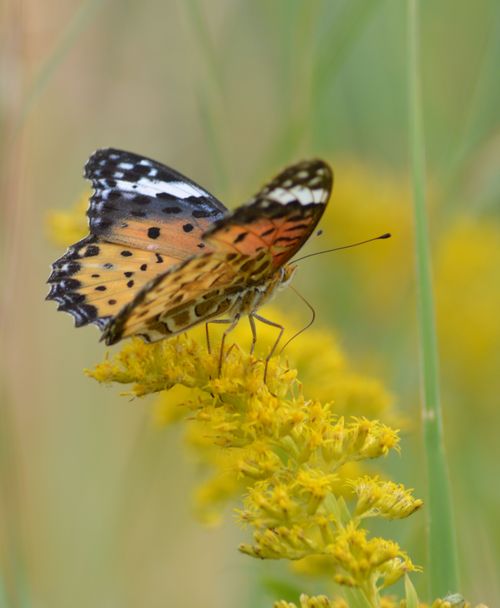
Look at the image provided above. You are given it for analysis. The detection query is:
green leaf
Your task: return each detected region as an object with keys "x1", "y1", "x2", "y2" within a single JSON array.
[
  {"x1": 404, "y1": 575, "x2": 420, "y2": 608},
  {"x1": 343, "y1": 587, "x2": 375, "y2": 608},
  {"x1": 337, "y1": 497, "x2": 353, "y2": 525}
]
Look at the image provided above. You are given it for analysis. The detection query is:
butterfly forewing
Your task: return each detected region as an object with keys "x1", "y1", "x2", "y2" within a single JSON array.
[
  {"x1": 203, "y1": 159, "x2": 332, "y2": 268},
  {"x1": 85, "y1": 148, "x2": 227, "y2": 256},
  {"x1": 47, "y1": 149, "x2": 228, "y2": 330}
]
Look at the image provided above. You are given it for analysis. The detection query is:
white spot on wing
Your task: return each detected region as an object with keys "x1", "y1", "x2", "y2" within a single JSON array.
[
  {"x1": 111, "y1": 178, "x2": 205, "y2": 200},
  {"x1": 166, "y1": 180, "x2": 204, "y2": 198},
  {"x1": 119, "y1": 162, "x2": 134, "y2": 170},
  {"x1": 268, "y1": 185, "x2": 318, "y2": 205},
  {"x1": 269, "y1": 187, "x2": 296, "y2": 204},
  {"x1": 293, "y1": 186, "x2": 313, "y2": 205},
  {"x1": 312, "y1": 188, "x2": 327, "y2": 204}
]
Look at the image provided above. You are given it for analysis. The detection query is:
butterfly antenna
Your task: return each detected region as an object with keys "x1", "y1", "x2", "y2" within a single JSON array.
[
  {"x1": 292, "y1": 232, "x2": 391, "y2": 264},
  {"x1": 279, "y1": 285, "x2": 316, "y2": 355}
]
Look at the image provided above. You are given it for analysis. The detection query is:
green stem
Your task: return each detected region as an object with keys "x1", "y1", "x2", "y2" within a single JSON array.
[{"x1": 407, "y1": 0, "x2": 459, "y2": 597}]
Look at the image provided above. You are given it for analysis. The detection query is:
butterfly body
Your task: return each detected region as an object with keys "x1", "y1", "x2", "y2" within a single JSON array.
[
  {"x1": 102, "y1": 252, "x2": 296, "y2": 345},
  {"x1": 47, "y1": 150, "x2": 332, "y2": 350}
]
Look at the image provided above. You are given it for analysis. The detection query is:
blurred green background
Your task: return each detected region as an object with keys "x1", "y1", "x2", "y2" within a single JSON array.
[{"x1": 1, "y1": 0, "x2": 499, "y2": 606}]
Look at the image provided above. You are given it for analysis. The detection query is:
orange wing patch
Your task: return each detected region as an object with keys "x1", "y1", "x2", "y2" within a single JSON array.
[
  {"x1": 205, "y1": 209, "x2": 324, "y2": 268},
  {"x1": 94, "y1": 215, "x2": 215, "y2": 258}
]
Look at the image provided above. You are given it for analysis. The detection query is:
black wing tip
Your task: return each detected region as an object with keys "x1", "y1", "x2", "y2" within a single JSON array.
[
  {"x1": 84, "y1": 148, "x2": 122, "y2": 178},
  {"x1": 84, "y1": 147, "x2": 161, "y2": 178},
  {"x1": 282, "y1": 158, "x2": 333, "y2": 189}
]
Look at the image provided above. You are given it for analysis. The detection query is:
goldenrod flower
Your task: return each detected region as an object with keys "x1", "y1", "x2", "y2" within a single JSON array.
[
  {"x1": 88, "y1": 324, "x2": 421, "y2": 601},
  {"x1": 351, "y1": 476, "x2": 423, "y2": 520},
  {"x1": 275, "y1": 595, "x2": 488, "y2": 608},
  {"x1": 275, "y1": 595, "x2": 334, "y2": 608}
]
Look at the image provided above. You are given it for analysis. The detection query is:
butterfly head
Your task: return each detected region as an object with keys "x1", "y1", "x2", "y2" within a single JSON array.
[{"x1": 277, "y1": 263, "x2": 297, "y2": 292}]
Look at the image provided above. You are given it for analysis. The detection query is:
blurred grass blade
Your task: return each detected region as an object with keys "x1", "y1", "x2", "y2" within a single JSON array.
[
  {"x1": 311, "y1": 0, "x2": 380, "y2": 147},
  {"x1": 17, "y1": 0, "x2": 108, "y2": 132},
  {"x1": 405, "y1": 575, "x2": 420, "y2": 608},
  {"x1": 182, "y1": 0, "x2": 228, "y2": 194},
  {"x1": 407, "y1": 0, "x2": 460, "y2": 597},
  {"x1": 196, "y1": 88, "x2": 228, "y2": 195},
  {"x1": 184, "y1": 0, "x2": 224, "y2": 93}
]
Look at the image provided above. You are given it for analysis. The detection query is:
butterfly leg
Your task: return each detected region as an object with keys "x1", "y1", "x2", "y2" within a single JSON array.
[
  {"x1": 248, "y1": 314, "x2": 257, "y2": 355},
  {"x1": 205, "y1": 318, "x2": 233, "y2": 355},
  {"x1": 251, "y1": 313, "x2": 284, "y2": 384},
  {"x1": 218, "y1": 316, "x2": 240, "y2": 377}
]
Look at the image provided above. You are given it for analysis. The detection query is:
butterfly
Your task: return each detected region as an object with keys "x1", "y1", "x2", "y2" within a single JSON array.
[{"x1": 47, "y1": 149, "x2": 333, "y2": 379}]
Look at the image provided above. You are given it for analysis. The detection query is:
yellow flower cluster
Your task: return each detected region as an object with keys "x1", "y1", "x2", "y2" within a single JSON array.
[
  {"x1": 88, "y1": 321, "x2": 422, "y2": 604},
  {"x1": 351, "y1": 477, "x2": 423, "y2": 520},
  {"x1": 275, "y1": 593, "x2": 488, "y2": 608},
  {"x1": 88, "y1": 312, "x2": 397, "y2": 520}
]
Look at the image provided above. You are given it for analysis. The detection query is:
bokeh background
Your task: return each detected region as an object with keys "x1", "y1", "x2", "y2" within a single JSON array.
[{"x1": 1, "y1": 1, "x2": 499, "y2": 606}]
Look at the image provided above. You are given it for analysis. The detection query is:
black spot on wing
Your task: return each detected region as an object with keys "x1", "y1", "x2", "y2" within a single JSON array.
[
  {"x1": 234, "y1": 232, "x2": 248, "y2": 244},
  {"x1": 147, "y1": 227, "x2": 160, "y2": 239}
]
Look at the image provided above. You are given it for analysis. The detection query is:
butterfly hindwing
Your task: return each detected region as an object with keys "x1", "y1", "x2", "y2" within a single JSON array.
[
  {"x1": 101, "y1": 250, "x2": 273, "y2": 345},
  {"x1": 47, "y1": 149, "x2": 229, "y2": 330},
  {"x1": 85, "y1": 148, "x2": 227, "y2": 256},
  {"x1": 47, "y1": 235, "x2": 179, "y2": 328},
  {"x1": 203, "y1": 159, "x2": 332, "y2": 268}
]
